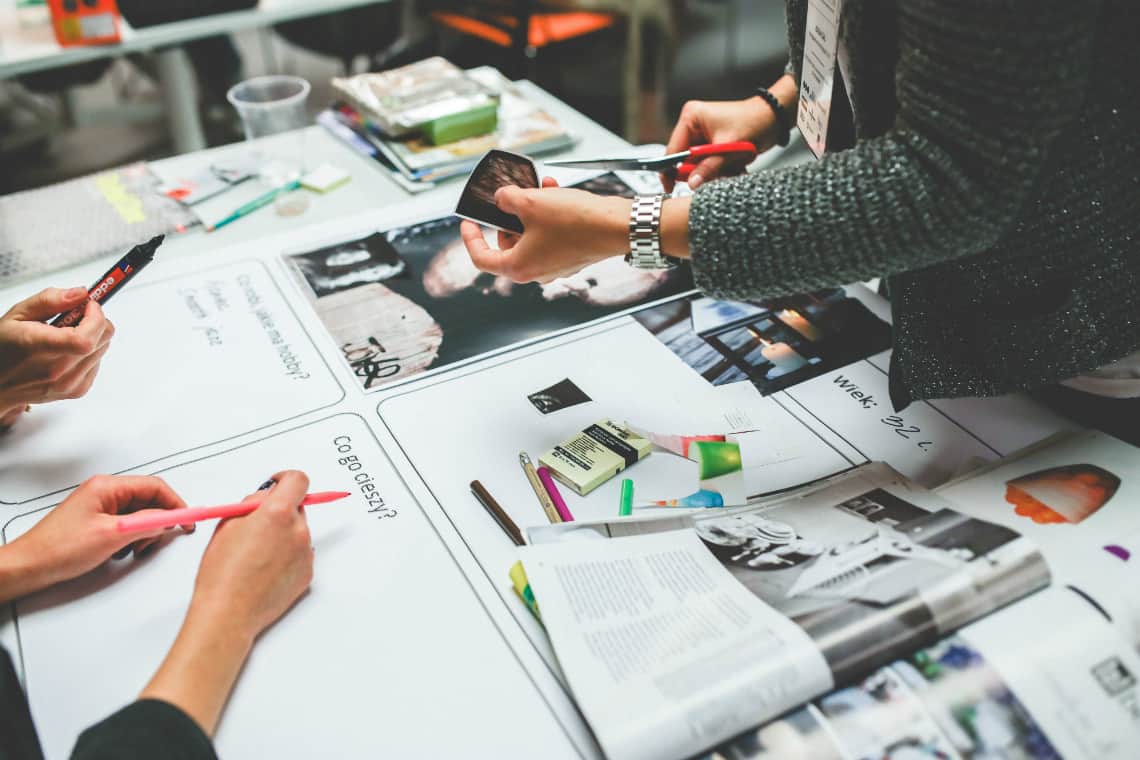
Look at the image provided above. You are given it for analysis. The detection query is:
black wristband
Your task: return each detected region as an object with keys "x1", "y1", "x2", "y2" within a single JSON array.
[{"x1": 755, "y1": 87, "x2": 791, "y2": 148}]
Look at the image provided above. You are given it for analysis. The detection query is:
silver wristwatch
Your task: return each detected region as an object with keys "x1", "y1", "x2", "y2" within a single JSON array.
[{"x1": 627, "y1": 195, "x2": 678, "y2": 270}]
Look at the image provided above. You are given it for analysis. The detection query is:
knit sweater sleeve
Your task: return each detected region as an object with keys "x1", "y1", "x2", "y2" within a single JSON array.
[
  {"x1": 689, "y1": 0, "x2": 1101, "y2": 300},
  {"x1": 71, "y1": 700, "x2": 217, "y2": 760}
]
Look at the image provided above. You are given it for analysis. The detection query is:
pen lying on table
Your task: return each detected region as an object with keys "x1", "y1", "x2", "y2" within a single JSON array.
[{"x1": 116, "y1": 490, "x2": 351, "y2": 533}]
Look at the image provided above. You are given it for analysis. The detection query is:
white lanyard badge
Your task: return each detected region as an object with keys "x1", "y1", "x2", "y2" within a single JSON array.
[{"x1": 797, "y1": 0, "x2": 844, "y2": 159}]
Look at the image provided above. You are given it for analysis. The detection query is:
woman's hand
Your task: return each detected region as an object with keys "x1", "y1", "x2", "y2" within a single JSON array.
[
  {"x1": 0, "y1": 287, "x2": 115, "y2": 427},
  {"x1": 187, "y1": 470, "x2": 314, "y2": 643},
  {"x1": 0, "y1": 475, "x2": 191, "y2": 601},
  {"x1": 663, "y1": 97, "x2": 777, "y2": 191},
  {"x1": 461, "y1": 178, "x2": 630, "y2": 285},
  {"x1": 139, "y1": 471, "x2": 315, "y2": 735}
]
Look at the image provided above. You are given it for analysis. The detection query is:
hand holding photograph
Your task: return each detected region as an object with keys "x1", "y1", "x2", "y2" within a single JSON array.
[
  {"x1": 454, "y1": 148, "x2": 539, "y2": 234},
  {"x1": 285, "y1": 173, "x2": 694, "y2": 391}
]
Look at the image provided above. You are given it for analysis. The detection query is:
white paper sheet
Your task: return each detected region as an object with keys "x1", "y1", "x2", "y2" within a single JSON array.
[
  {"x1": 782, "y1": 351, "x2": 1068, "y2": 488},
  {"x1": 939, "y1": 430, "x2": 1140, "y2": 646},
  {"x1": 2, "y1": 414, "x2": 582, "y2": 760}
]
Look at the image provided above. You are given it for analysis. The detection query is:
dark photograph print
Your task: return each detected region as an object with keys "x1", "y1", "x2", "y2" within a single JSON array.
[
  {"x1": 454, "y1": 149, "x2": 539, "y2": 234},
  {"x1": 286, "y1": 173, "x2": 694, "y2": 391},
  {"x1": 632, "y1": 288, "x2": 893, "y2": 395}
]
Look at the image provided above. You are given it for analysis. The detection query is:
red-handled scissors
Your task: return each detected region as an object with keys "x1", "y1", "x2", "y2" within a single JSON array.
[{"x1": 544, "y1": 141, "x2": 758, "y2": 182}]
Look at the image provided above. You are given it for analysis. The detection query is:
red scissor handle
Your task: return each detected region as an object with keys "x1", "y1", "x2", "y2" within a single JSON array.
[{"x1": 676, "y1": 141, "x2": 758, "y2": 182}]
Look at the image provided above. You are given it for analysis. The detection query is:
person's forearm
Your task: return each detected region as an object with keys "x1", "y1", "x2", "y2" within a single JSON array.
[
  {"x1": 594, "y1": 195, "x2": 692, "y2": 262},
  {"x1": 0, "y1": 541, "x2": 59, "y2": 603},
  {"x1": 139, "y1": 606, "x2": 253, "y2": 736},
  {"x1": 624, "y1": 76, "x2": 795, "y2": 263},
  {"x1": 661, "y1": 196, "x2": 692, "y2": 260}
]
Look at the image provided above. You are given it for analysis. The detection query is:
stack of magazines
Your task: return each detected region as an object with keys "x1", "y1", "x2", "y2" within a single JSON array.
[
  {"x1": 321, "y1": 61, "x2": 576, "y2": 192},
  {"x1": 516, "y1": 429, "x2": 1140, "y2": 760}
]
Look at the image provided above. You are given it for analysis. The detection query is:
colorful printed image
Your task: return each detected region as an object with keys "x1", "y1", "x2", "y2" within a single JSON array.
[
  {"x1": 894, "y1": 638, "x2": 1061, "y2": 759},
  {"x1": 632, "y1": 288, "x2": 892, "y2": 395},
  {"x1": 817, "y1": 667, "x2": 955, "y2": 760},
  {"x1": 1004, "y1": 464, "x2": 1120, "y2": 525},
  {"x1": 715, "y1": 636, "x2": 1062, "y2": 760},
  {"x1": 285, "y1": 174, "x2": 694, "y2": 391}
]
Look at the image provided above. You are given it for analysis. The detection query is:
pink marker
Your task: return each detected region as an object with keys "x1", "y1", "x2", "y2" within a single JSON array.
[
  {"x1": 536, "y1": 467, "x2": 574, "y2": 522},
  {"x1": 116, "y1": 491, "x2": 352, "y2": 533}
]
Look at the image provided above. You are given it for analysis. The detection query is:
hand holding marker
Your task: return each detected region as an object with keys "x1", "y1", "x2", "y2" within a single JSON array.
[{"x1": 51, "y1": 235, "x2": 164, "y2": 328}]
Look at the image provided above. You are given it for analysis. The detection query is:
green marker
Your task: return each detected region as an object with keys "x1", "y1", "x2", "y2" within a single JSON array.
[
  {"x1": 619, "y1": 478, "x2": 634, "y2": 516},
  {"x1": 207, "y1": 178, "x2": 301, "y2": 232}
]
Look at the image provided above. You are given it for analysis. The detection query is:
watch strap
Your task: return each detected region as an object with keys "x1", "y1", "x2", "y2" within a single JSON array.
[{"x1": 626, "y1": 195, "x2": 677, "y2": 270}]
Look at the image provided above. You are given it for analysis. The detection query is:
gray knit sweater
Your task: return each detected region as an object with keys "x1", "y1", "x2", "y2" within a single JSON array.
[{"x1": 688, "y1": 0, "x2": 1139, "y2": 409}]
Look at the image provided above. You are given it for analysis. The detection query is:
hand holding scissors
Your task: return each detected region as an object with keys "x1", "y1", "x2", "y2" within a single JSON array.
[{"x1": 545, "y1": 141, "x2": 758, "y2": 184}]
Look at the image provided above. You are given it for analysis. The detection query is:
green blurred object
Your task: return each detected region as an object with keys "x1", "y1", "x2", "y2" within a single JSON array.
[
  {"x1": 618, "y1": 478, "x2": 634, "y2": 516},
  {"x1": 420, "y1": 101, "x2": 498, "y2": 145},
  {"x1": 692, "y1": 441, "x2": 742, "y2": 480}
]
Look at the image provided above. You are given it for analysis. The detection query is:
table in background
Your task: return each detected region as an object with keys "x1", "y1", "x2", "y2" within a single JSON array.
[{"x1": 0, "y1": 0, "x2": 398, "y2": 152}]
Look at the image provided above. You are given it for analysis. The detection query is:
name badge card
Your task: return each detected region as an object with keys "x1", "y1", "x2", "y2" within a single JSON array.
[{"x1": 797, "y1": 0, "x2": 843, "y2": 159}]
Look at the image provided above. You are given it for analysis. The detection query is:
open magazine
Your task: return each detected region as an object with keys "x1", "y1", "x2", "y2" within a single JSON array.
[{"x1": 519, "y1": 430, "x2": 1140, "y2": 760}]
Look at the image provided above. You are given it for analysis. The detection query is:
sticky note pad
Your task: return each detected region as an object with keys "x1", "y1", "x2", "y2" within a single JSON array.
[
  {"x1": 539, "y1": 419, "x2": 651, "y2": 496},
  {"x1": 301, "y1": 164, "x2": 351, "y2": 193}
]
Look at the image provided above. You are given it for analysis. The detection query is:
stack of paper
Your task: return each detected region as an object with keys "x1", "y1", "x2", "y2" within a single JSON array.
[{"x1": 321, "y1": 66, "x2": 576, "y2": 191}]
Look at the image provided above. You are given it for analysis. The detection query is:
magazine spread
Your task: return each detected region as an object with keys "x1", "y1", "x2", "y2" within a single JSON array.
[
  {"x1": 937, "y1": 429, "x2": 1140, "y2": 644},
  {"x1": 713, "y1": 585, "x2": 1140, "y2": 759},
  {"x1": 520, "y1": 463, "x2": 1050, "y2": 760}
]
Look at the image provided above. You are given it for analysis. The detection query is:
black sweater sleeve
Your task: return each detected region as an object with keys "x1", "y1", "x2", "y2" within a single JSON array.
[
  {"x1": 71, "y1": 700, "x2": 217, "y2": 760},
  {"x1": 1, "y1": 647, "x2": 43, "y2": 760}
]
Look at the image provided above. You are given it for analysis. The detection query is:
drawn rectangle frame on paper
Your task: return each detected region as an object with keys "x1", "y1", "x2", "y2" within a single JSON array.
[{"x1": 0, "y1": 258, "x2": 346, "y2": 506}]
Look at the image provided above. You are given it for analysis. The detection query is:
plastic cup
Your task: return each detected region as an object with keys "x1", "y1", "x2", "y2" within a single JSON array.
[{"x1": 226, "y1": 75, "x2": 311, "y2": 140}]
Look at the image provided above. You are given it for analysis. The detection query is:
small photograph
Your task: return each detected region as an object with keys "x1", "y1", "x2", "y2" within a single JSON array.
[
  {"x1": 527, "y1": 378, "x2": 592, "y2": 415},
  {"x1": 632, "y1": 288, "x2": 892, "y2": 395},
  {"x1": 285, "y1": 174, "x2": 694, "y2": 391},
  {"x1": 893, "y1": 637, "x2": 1062, "y2": 759},
  {"x1": 454, "y1": 149, "x2": 539, "y2": 233},
  {"x1": 693, "y1": 488, "x2": 1041, "y2": 683}
]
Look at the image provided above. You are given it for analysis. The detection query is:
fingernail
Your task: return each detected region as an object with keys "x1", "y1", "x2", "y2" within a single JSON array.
[
  {"x1": 257, "y1": 479, "x2": 277, "y2": 491},
  {"x1": 182, "y1": 523, "x2": 196, "y2": 534},
  {"x1": 688, "y1": 174, "x2": 703, "y2": 189},
  {"x1": 66, "y1": 287, "x2": 87, "y2": 299}
]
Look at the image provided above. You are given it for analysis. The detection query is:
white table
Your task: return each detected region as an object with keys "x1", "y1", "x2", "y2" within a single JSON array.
[
  {"x1": 0, "y1": 0, "x2": 397, "y2": 152},
  {"x1": 147, "y1": 78, "x2": 632, "y2": 256}
]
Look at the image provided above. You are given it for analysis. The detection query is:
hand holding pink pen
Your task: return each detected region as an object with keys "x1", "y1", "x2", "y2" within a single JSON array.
[{"x1": 116, "y1": 490, "x2": 351, "y2": 533}]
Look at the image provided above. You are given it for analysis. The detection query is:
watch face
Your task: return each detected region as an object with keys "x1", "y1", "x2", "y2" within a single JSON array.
[{"x1": 454, "y1": 149, "x2": 539, "y2": 234}]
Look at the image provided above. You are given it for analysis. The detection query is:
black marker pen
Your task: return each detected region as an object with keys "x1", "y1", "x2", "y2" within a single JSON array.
[{"x1": 51, "y1": 235, "x2": 164, "y2": 328}]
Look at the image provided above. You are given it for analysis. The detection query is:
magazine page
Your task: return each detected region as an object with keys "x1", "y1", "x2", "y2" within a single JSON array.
[
  {"x1": 519, "y1": 529, "x2": 834, "y2": 760},
  {"x1": 521, "y1": 464, "x2": 1050, "y2": 760},
  {"x1": 531, "y1": 463, "x2": 1050, "y2": 679},
  {"x1": 712, "y1": 586, "x2": 1140, "y2": 759},
  {"x1": 937, "y1": 429, "x2": 1140, "y2": 646}
]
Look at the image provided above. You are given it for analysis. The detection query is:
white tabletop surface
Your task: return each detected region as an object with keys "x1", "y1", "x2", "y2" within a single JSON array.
[{"x1": 0, "y1": 0, "x2": 392, "y2": 79}]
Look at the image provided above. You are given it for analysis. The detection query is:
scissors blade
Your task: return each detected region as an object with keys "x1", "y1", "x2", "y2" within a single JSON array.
[{"x1": 543, "y1": 157, "x2": 665, "y2": 171}]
